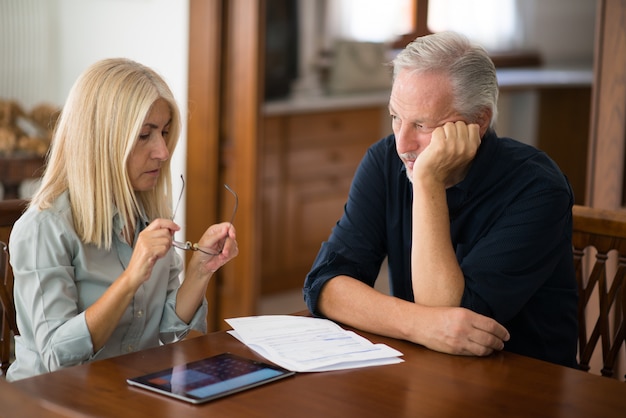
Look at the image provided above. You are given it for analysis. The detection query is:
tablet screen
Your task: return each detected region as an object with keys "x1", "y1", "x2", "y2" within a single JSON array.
[{"x1": 127, "y1": 352, "x2": 295, "y2": 404}]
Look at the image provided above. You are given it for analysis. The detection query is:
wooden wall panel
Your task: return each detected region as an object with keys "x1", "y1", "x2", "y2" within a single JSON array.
[
  {"x1": 587, "y1": 0, "x2": 626, "y2": 208},
  {"x1": 216, "y1": 0, "x2": 262, "y2": 327},
  {"x1": 187, "y1": 0, "x2": 223, "y2": 329},
  {"x1": 188, "y1": 0, "x2": 261, "y2": 330}
]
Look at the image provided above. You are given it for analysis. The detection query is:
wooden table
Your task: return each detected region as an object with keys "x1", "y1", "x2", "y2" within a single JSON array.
[{"x1": 8, "y1": 325, "x2": 626, "y2": 417}]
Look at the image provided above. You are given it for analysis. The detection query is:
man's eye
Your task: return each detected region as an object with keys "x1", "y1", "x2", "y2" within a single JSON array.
[{"x1": 418, "y1": 125, "x2": 436, "y2": 133}]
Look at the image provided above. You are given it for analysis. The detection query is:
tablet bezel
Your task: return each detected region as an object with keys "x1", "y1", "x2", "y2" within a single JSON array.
[{"x1": 126, "y1": 352, "x2": 295, "y2": 404}]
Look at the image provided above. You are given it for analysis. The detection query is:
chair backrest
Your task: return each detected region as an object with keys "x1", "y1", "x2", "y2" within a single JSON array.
[
  {"x1": 0, "y1": 199, "x2": 28, "y2": 377},
  {"x1": 572, "y1": 204, "x2": 626, "y2": 381}
]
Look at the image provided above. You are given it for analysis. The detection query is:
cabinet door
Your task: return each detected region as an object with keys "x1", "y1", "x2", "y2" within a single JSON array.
[
  {"x1": 260, "y1": 116, "x2": 286, "y2": 292},
  {"x1": 283, "y1": 175, "x2": 353, "y2": 278},
  {"x1": 261, "y1": 108, "x2": 383, "y2": 294}
]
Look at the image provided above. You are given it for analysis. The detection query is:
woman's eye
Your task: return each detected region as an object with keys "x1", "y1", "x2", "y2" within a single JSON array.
[{"x1": 139, "y1": 133, "x2": 150, "y2": 140}]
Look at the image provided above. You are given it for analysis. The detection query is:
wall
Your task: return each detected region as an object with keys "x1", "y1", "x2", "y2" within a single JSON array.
[
  {"x1": 496, "y1": 0, "x2": 595, "y2": 147},
  {"x1": 290, "y1": 0, "x2": 597, "y2": 147},
  {"x1": 0, "y1": 0, "x2": 189, "y2": 231},
  {"x1": 519, "y1": 0, "x2": 596, "y2": 67},
  {"x1": 1, "y1": 0, "x2": 597, "y2": 210}
]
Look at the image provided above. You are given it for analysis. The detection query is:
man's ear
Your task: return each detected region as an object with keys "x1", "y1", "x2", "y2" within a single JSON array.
[{"x1": 477, "y1": 108, "x2": 492, "y2": 137}]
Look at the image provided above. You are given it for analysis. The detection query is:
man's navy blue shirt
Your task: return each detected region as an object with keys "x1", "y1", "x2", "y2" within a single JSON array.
[{"x1": 304, "y1": 130, "x2": 578, "y2": 367}]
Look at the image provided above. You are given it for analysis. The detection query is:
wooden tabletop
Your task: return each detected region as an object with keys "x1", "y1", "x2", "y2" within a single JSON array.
[{"x1": 8, "y1": 325, "x2": 625, "y2": 418}]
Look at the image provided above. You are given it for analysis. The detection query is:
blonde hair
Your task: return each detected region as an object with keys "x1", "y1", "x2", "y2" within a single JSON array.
[{"x1": 31, "y1": 58, "x2": 181, "y2": 249}]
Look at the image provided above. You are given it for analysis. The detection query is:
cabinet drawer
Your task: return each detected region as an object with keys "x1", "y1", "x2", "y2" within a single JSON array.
[
  {"x1": 286, "y1": 108, "x2": 381, "y2": 146},
  {"x1": 287, "y1": 143, "x2": 369, "y2": 180}
]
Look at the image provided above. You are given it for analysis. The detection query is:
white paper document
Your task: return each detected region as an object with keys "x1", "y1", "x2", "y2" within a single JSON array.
[{"x1": 225, "y1": 315, "x2": 404, "y2": 372}]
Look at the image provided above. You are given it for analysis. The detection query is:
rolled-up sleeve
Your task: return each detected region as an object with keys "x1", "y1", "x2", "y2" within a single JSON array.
[
  {"x1": 10, "y1": 208, "x2": 95, "y2": 377},
  {"x1": 7, "y1": 196, "x2": 209, "y2": 382},
  {"x1": 160, "y1": 284, "x2": 208, "y2": 342},
  {"x1": 304, "y1": 139, "x2": 394, "y2": 316}
]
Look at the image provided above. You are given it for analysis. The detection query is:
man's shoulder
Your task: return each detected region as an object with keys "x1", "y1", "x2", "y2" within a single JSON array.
[{"x1": 484, "y1": 133, "x2": 559, "y2": 168}]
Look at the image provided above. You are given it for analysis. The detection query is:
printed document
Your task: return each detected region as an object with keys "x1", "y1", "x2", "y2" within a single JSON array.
[{"x1": 225, "y1": 315, "x2": 403, "y2": 372}]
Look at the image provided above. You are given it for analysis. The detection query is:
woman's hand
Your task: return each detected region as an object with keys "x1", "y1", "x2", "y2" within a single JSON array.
[
  {"x1": 173, "y1": 222, "x2": 237, "y2": 323},
  {"x1": 126, "y1": 219, "x2": 180, "y2": 288},
  {"x1": 192, "y1": 222, "x2": 239, "y2": 274},
  {"x1": 85, "y1": 218, "x2": 180, "y2": 351}
]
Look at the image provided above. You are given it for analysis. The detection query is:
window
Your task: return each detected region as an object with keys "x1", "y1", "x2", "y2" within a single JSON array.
[
  {"x1": 428, "y1": 0, "x2": 519, "y2": 51},
  {"x1": 326, "y1": 0, "x2": 519, "y2": 51},
  {"x1": 324, "y1": 0, "x2": 414, "y2": 43}
]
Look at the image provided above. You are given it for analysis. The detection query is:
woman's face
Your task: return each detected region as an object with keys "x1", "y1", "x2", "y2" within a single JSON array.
[{"x1": 127, "y1": 98, "x2": 171, "y2": 191}]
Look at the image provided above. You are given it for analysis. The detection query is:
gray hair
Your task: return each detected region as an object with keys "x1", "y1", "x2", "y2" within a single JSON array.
[{"x1": 392, "y1": 31, "x2": 498, "y2": 128}]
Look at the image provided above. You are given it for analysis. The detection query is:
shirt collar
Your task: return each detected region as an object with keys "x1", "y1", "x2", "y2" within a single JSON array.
[{"x1": 112, "y1": 201, "x2": 150, "y2": 237}]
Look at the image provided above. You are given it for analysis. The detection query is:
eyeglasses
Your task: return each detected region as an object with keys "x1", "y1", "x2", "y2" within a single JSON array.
[{"x1": 171, "y1": 175, "x2": 238, "y2": 256}]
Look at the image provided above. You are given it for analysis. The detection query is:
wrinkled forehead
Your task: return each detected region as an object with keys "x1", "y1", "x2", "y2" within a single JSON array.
[{"x1": 389, "y1": 70, "x2": 457, "y2": 123}]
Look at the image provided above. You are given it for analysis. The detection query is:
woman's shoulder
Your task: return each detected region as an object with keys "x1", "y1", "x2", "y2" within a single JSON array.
[{"x1": 14, "y1": 192, "x2": 74, "y2": 235}]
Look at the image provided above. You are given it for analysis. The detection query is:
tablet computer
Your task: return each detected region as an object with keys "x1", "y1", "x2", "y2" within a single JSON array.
[{"x1": 126, "y1": 352, "x2": 295, "y2": 404}]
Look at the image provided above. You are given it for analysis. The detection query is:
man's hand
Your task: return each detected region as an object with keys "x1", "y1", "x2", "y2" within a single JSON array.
[
  {"x1": 413, "y1": 121, "x2": 481, "y2": 188},
  {"x1": 319, "y1": 277, "x2": 509, "y2": 358},
  {"x1": 415, "y1": 306, "x2": 510, "y2": 356},
  {"x1": 410, "y1": 121, "x2": 481, "y2": 307}
]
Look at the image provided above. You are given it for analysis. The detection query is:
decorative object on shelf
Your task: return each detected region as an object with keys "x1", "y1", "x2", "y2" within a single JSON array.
[
  {"x1": 327, "y1": 41, "x2": 392, "y2": 95},
  {"x1": 0, "y1": 99, "x2": 58, "y2": 199},
  {"x1": 0, "y1": 99, "x2": 60, "y2": 157}
]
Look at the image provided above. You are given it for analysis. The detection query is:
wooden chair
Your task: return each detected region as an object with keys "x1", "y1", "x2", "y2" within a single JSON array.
[
  {"x1": 0, "y1": 199, "x2": 28, "y2": 377},
  {"x1": 572, "y1": 204, "x2": 626, "y2": 381}
]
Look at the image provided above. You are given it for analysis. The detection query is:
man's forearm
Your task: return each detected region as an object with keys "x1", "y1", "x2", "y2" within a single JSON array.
[
  {"x1": 410, "y1": 178, "x2": 464, "y2": 306},
  {"x1": 318, "y1": 275, "x2": 421, "y2": 341}
]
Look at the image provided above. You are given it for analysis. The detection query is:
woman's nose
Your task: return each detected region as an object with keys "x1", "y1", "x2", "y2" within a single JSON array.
[{"x1": 154, "y1": 136, "x2": 170, "y2": 161}]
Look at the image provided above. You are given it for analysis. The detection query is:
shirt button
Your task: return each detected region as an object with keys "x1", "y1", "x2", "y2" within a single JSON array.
[
  {"x1": 136, "y1": 310, "x2": 143, "y2": 318},
  {"x1": 127, "y1": 345, "x2": 134, "y2": 352}
]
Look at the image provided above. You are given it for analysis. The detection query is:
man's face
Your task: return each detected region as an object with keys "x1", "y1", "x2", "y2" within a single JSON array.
[{"x1": 389, "y1": 69, "x2": 461, "y2": 182}]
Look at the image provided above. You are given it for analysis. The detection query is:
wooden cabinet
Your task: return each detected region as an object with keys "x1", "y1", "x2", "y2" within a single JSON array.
[
  {"x1": 536, "y1": 87, "x2": 591, "y2": 205},
  {"x1": 260, "y1": 107, "x2": 385, "y2": 294}
]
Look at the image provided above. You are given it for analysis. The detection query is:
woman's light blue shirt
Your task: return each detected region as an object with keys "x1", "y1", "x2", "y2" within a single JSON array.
[{"x1": 6, "y1": 192, "x2": 207, "y2": 381}]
